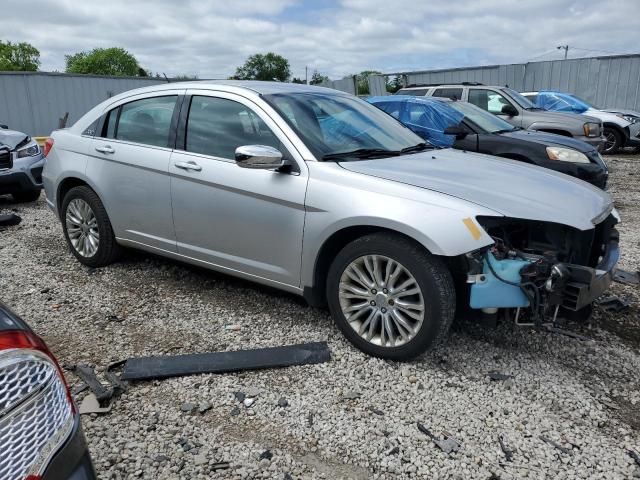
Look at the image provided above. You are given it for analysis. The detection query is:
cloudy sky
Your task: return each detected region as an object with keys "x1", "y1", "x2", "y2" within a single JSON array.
[{"x1": 6, "y1": 0, "x2": 639, "y2": 79}]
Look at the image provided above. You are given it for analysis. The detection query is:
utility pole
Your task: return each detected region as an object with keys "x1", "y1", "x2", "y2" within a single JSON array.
[
  {"x1": 305, "y1": 66, "x2": 308, "y2": 84},
  {"x1": 557, "y1": 45, "x2": 569, "y2": 60}
]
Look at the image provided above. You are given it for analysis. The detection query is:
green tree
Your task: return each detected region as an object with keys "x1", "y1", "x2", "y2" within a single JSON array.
[
  {"x1": 232, "y1": 53, "x2": 291, "y2": 82},
  {"x1": 65, "y1": 47, "x2": 145, "y2": 76},
  {"x1": 291, "y1": 77, "x2": 305, "y2": 84},
  {"x1": 386, "y1": 75, "x2": 404, "y2": 93},
  {"x1": 309, "y1": 70, "x2": 329, "y2": 85},
  {"x1": 356, "y1": 70, "x2": 383, "y2": 95},
  {"x1": 0, "y1": 40, "x2": 40, "y2": 71}
]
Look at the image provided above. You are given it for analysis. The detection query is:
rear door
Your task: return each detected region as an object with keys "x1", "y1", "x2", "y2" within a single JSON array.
[
  {"x1": 88, "y1": 92, "x2": 182, "y2": 251},
  {"x1": 168, "y1": 91, "x2": 307, "y2": 287}
]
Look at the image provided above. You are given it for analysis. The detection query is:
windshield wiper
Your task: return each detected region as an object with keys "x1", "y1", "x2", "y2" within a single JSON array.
[
  {"x1": 400, "y1": 142, "x2": 433, "y2": 154},
  {"x1": 322, "y1": 148, "x2": 400, "y2": 161}
]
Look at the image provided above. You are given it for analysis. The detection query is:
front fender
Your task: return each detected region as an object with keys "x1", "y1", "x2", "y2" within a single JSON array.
[{"x1": 300, "y1": 162, "x2": 499, "y2": 288}]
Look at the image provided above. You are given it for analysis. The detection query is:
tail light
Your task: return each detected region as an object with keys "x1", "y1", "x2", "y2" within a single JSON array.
[
  {"x1": 43, "y1": 138, "x2": 54, "y2": 157},
  {"x1": 0, "y1": 330, "x2": 75, "y2": 480}
]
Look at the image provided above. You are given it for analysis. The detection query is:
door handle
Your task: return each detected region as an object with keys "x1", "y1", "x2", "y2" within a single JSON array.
[
  {"x1": 174, "y1": 161, "x2": 202, "y2": 172},
  {"x1": 95, "y1": 145, "x2": 115, "y2": 154}
]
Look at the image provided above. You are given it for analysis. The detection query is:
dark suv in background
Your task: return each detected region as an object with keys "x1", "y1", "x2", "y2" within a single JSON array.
[{"x1": 395, "y1": 83, "x2": 604, "y2": 150}]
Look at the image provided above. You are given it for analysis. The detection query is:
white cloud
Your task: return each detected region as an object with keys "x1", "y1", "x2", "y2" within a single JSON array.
[{"x1": 3, "y1": 0, "x2": 639, "y2": 80}]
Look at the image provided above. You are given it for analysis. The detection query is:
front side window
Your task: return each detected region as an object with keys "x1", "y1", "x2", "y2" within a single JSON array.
[
  {"x1": 468, "y1": 89, "x2": 514, "y2": 114},
  {"x1": 185, "y1": 96, "x2": 282, "y2": 159},
  {"x1": 264, "y1": 92, "x2": 424, "y2": 160},
  {"x1": 432, "y1": 88, "x2": 463, "y2": 100},
  {"x1": 105, "y1": 96, "x2": 177, "y2": 147},
  {"x1": 375, "y1": 102, "x2": 402, "y2": 119},
  {"x1": 448, "y1": 101, "x2": 516, "y2": 133}
]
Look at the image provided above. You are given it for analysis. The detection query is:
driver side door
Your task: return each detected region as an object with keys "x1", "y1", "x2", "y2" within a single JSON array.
[{"x1": 168, "y1": 91, "x2": 308, "y2": 288}]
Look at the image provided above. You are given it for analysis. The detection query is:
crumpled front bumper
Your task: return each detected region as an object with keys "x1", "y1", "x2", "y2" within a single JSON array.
[{"x1": 561, "y1": 233, "x2": 620, "y2": 311}]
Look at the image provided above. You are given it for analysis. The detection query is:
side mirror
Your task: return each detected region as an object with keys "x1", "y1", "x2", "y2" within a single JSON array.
[
  {"x1": 235, "y1": 145, "x2": 289, "y2": 170},
  {"x1": 443, "y1": 125, "x2": 468, "y2": 140},
  {"x1": 501, "y1": 104, "x2": 518, "y2": 117},
  {"x1": 0, "y1": 124, "x2": 8, "y2": 129}
]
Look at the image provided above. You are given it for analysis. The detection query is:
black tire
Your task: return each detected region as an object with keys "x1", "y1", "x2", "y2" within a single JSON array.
[
  {"x1": 11, "y1": 190, "x2": 40, "y2": 203},
  {"x1": 61, "y1": 186, "x2": 121, "y2": 267},
  {"x1": 602, "y1": 127, "x2": 622, "y2": 155},
  {"x1": 326, "y1": 232, "x2": 455, "y2": 360}
]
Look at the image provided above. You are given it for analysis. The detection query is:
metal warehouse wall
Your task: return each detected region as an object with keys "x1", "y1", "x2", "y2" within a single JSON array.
[
  {"x1": 401, "y1": 54, "x2": 640, "y2": 111},
  {"x1": 0, "y1": 72, "x2": 166, "y2": 136}
]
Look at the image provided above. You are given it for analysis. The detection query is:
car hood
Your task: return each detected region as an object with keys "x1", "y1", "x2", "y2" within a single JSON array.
[
  {"x1": 585, "y1": 108, "x2": 631, "y2": 127},
  {"x1": 0, "y1": 129, "x2": 29, "y2": 150},
  {"x1": 500, "y1": 129, "x2": 595, "y2": 152},
  {"x1": 339, "y1": 149, "x2": 612, "y2": 231},
  {"x1": 531, "y1": 109, "x2": 601, "y2": 125},
  {"x1": 602, "y1": 108, "x2": 640, "y2": 118}
]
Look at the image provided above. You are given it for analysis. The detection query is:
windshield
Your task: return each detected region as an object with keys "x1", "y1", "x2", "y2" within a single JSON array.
[
  {"x1": 447, "y1": 101, "x2": 516, "y2": 133},
  {"x1": 503, "y1": 88, "x2": 536, "y2": 109},
  {"x1": 263, "y1": 92, "x2": 425, "y2": 160},
  {"x1": 536, "y1": 91, "x2": 592, "y2": 113}
]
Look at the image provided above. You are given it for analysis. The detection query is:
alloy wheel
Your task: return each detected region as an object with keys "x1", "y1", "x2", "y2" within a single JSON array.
[
  {"x1": 338, "y1": 255, "x2": 425, "y2": 347},
  {"x1": 603, "y1": 131, "x2": 617, "y2": 153},
  {"x1": 65, "y1": 198, "x2": 100, "y2": 257}
]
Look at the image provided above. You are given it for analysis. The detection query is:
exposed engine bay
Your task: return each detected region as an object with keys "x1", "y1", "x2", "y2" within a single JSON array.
[{"x1": 466, "y1": 214, "x2": 620, "y2": 325}]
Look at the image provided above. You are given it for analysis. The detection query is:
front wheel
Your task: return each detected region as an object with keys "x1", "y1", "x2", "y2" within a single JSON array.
[
  {"x1": 326, "y1": 233, "x2": 455, "y2": 360},
  {"x1": 61, "y1": 186, "x2": 121, "y2": 267},
  {"x1": 602, "y1": 127, "x2": 622, "y2": 155}
]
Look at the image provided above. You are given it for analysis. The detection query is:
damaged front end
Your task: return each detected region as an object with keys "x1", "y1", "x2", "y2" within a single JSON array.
[{"x1": 466, "y1": 211, "x2": 620, "y2": 324}]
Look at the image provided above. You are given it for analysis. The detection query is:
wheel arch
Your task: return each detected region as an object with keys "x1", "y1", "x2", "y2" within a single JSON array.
[
  {"x1": 304, "y1": 225, "x2": 440, "y2": 308},
  {"x1": 602, "y1": 122, "x2": 627, "y2": 146}
]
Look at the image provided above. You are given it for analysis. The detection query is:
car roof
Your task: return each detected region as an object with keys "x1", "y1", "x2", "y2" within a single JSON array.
[
  {"x1": 369, "y1": 95, "x2": 450, "y2": 104},
  {"x1": 113, "y1": 80, "x2": 343, "y2": 98}
]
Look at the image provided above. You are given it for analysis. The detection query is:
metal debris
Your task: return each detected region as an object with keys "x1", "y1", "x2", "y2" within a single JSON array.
[
  {"x1": 211, "y1": 461, "x2": 230, "y2": 471},
  {"x1": 73, "y1": 365, "x2": 113, "y2": 404},
  {"x1": 539, "y1": 435, "x2": 573, "y2": 455},
  {"x1": 259, "y1": 450, "x2": 273, "y2": 460},
  {"x1": 614, "y1": 269, "x2": 639, "y2": 286},
  {"x1": 596, "y1": 295, "x2": 631, "y2": 313},
  {"x1": 417, "y1": 422, "x2": 461, "y2": 454},
  {"x1": 487, "y1": 371, "x2": 513, "y2": 381}
]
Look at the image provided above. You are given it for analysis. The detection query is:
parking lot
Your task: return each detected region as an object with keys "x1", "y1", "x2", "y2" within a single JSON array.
[{"x1": 1, "y1": 153, "x2": 639, "y2": 479}]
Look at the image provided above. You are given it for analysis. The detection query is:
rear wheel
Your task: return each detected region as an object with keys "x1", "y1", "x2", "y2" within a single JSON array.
[
  {"x1": 11, "y1": 190, "x2": 40, "y2": 203},
  {"x1": 61, "y1": 186, "x2": 121, "y2": 267},
  {"x1": 602, "y1": 127, "x2": 622, "y2": 155},
  {"x1": 326, "y1": 233, "x2": 455, "y2": 360}
]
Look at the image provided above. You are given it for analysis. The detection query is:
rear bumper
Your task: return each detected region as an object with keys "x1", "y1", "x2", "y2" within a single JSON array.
[
  {"x1": 42, "y1": 416, "x2": 96, "y2": 480},
  {"x1": 561, "y1": 234, "x2": 619, "y2": 311}
]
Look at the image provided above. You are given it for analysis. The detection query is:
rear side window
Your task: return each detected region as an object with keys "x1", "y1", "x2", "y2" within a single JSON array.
[
  {"x1": 102, "y1": 96, "x2": 177, "y2": 147},
  {"x1": 396, "y1": 88, "x2": 429, "y2": 96},
  {"x1": 432, "y1": 88, "x2": 463, "y2": 100},
  {"x1": 185, "y1": 96, "x2": 282, "y2": 159}
]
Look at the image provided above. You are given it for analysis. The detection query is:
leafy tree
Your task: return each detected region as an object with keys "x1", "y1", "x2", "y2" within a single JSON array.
[
  {"x1": 0, "y1": 40, "x2": 40, "y2": 71},
  {"x1": 356, "y1": 70, "x2": 383, "y2": 95},
  {"x1": 309, "y1": 70, "x2": 329, "y2": 85},
  {"x1": 65, "y1": 47, "x2": 145, "y2": 76},
  {"x1": 386, "y1": 75, "x2": 404, "y2": 93},
  {"x1": 231, "y1": 53, "x2": 291, "y2": 82},
  {"x1": 291, "y1": 77, "x2": 305, "y2": 84}
]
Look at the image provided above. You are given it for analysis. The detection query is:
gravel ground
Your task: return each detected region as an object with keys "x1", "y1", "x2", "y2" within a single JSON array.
[{"x1": 1, "y1": 154, "x2": 639, "y2": 479}]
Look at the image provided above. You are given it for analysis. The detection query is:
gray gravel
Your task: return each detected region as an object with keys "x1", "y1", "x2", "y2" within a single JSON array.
[{"x1": 1, "y1": 154, "x2": 639, "y2": 479}]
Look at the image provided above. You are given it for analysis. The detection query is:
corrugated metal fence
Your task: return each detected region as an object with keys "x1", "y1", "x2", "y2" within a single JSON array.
[
  {"x1": 376, "y1": 54, "x2": 640, "y2": 111},
  {"x1": 0, "y1": 72, "x2": 166, "y2": 136}
]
